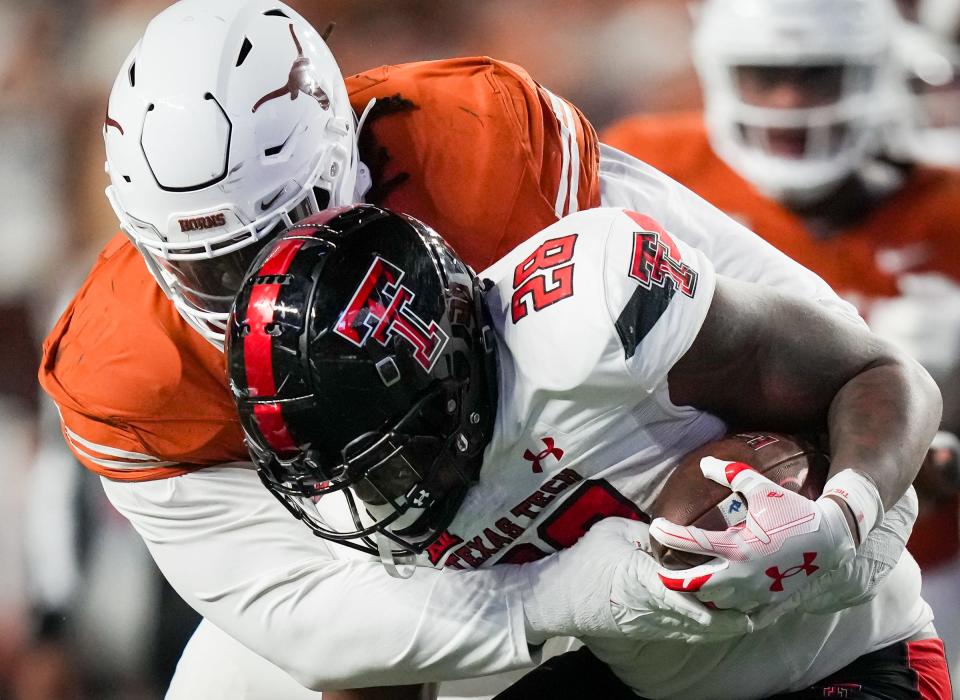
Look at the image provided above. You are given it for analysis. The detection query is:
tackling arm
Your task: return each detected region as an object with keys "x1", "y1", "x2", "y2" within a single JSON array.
[{"x1": 99, "y1": 464, "x2": 749, "y2": 691}]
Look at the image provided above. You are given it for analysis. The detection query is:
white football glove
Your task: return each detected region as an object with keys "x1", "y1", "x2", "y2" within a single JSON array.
[
  {"x1": 648, "y1": 458, "x2": 873, "y2": 612},
  {"x1": 517, "y1": 517, "x2": 753, "y2": 645},
  {"x1": 795, "y1": 485, "x2": 917, "y2": 615}
]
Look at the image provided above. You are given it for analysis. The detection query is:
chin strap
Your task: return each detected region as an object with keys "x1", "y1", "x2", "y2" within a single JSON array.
[
  {"x1": 351, "y1": 98, "x2": 377, "y2": 202},
  {"x1": 376, "y1": 534, "x2": 417, "y2": 579}
]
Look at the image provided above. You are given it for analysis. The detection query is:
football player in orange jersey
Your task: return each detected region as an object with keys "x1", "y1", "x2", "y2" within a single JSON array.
[
  {"x1": 38, "y1": 0, "x2": 915, "y2": 697},
  {"x1": 603, "y1": 0, "x2": 960, "y2": 691}
]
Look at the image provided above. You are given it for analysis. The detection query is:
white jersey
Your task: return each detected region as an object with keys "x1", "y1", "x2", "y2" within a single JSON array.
[
  {"x1": 425, "y1": 206, "x2": 722, "y2": 570},
  {"x1": 421, "y1": 207, "x2": 932, "y2": 699}
]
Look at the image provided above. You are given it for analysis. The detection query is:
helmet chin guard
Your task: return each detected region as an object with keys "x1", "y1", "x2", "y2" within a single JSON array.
[
  {"x1": 693, "y1": 0, "x2": 904, "y2": 203},
  {"x1": 103, "y1": 0, "x2": 360, "y2": 348},
  {"x1": 227, "y1": 206, "x2": 497, "y2": 558}
]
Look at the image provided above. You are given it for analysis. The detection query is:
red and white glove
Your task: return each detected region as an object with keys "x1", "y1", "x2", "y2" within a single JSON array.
[{"x1": 648, "y1": 457, "x2": 881, "y2": 612}]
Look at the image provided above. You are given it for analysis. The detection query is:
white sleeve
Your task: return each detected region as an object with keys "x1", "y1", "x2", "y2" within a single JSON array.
[
  {"x1": 100, "y1": 465, "x2": 537, "y2": 691},
  {"x1": 598, "y1": 144, "x2": 865, "y2": 328},
  {"x1": 601, "y1": 208, "x2": 717, "y2": 391}
]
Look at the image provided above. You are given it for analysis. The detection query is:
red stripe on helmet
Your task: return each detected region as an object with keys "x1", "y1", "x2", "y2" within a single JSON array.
[
  {"x1": 253, "y1": 402, "x2": 299, "y2": 455},
  {"x1": 244, "y1": 281, "x2": 283, "y2": 397},
  {"x1": 243, "y1": 238, "x2": 308, "y2": 397},
  {"x1": 259, "y1": 237, "x2": 307, "y2": 276}
]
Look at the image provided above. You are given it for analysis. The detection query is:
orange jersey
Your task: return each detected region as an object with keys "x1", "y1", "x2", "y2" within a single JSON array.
[
  {"x1": 39, "y1": 57, "x2": 601, "y2": 482},
  {"x1": 349, "y1": 57, "x2": 600, "y2": 270},
  {"x1": 602, "y1": 113, "x2": 960, "y2": 307},
  {"x1": 603, "y1": 112, "x2": 960, "y2": 568}
]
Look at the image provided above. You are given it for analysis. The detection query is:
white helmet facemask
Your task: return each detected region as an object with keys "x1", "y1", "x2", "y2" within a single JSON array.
[
  {"x1": 693, "y1": 0, "x2": 904, "y2": 204},
  {"x1": 104, "y1": 0, "x2": 360, "y2": 348}
]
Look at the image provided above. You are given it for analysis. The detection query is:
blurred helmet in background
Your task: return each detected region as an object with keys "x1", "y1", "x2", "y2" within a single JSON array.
[
  {"x1": 104, "y1": 0, "x2": 359, "y2": 348},
  {"x1": 889, "y1": 20, "x2": 960, "y2": 167},
  {"x1": 693, "y1": 0, "x2": 905, "y2": 204}
]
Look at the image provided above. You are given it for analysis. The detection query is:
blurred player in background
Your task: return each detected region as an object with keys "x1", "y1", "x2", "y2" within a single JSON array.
[{"x1": 603, "y1": 0, "x2": 960, "y2": 693}]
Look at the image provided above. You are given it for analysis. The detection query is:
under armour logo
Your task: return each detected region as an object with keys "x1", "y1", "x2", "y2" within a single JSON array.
[
  {"x1": 523, "y1": 437, "x2": 564, "y2": 473},
  {"x1": 252, "y1": 24, "x2": 331, "y2": 113},
  {"x1": 765, "y1": 551, "x2": 819, "y2": 592},
  {"x1": 727, "y1": 499, "x2": 743, "y2": 513},
  {"x1": 412, "y1": 489, "x2": 431, "y2": 507}
]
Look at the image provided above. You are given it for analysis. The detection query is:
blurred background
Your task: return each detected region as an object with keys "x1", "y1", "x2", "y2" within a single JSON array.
[{"x1": 0, "y1": 0, "x2": 957, "y2": 698}]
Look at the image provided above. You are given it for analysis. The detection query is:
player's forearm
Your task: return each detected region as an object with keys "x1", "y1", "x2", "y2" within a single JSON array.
[
  {"x1": 100, "y1": 471, "x2": 538, "y2": 692},
  {"x1": 827, "y1": 353, "x2": 942, "y2": 511},
  {"x1": 260, "y1": 563, "x2": 537, "y2": 690}
]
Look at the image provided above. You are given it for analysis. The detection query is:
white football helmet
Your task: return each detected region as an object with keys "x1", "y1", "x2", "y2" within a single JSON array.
[
  {"x1": 104, "y1": 0, "x2": 360, "y2": 348},
  {"x1": 692, "y1": 0, "x2": 905, "y2": 203},
  {"x1": 890, "y1": 23, "x2": 960, "y2": 167}
]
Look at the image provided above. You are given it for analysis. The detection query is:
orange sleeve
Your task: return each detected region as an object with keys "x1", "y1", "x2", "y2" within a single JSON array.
[
  {"x1": 54, "y1": 402, "x2": 200, "y2": 481},
  {"x1": 38, "y1": 235, "x2": 245, "y2": 481},
  {"x1": 347, "y1": 58, "x2": 600, "y2": 271}
]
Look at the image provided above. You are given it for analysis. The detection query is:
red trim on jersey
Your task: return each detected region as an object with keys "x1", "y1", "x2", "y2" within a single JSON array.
[
  {"x1": 907, "y1": 638, "x2": 953, "y2": 700},
  {"x1": 253, "y1": 403, "x2": 298, "y2": 454}
]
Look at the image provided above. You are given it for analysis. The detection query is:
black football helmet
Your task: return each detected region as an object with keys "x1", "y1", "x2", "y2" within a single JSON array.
[{"x1": 226, "y1": 205, "x2": 496, "y2": 556}]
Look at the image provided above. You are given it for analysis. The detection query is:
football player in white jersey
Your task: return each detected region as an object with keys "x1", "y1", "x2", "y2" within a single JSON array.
[
  {"x1": 81, "y1": 2, "x2": 937, "y2": 697},
  {"x1": 227, "y1": 204, "x2": 950, "y2": 699}
]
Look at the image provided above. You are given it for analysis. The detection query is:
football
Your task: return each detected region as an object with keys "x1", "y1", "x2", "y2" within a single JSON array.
[{"x1": 651, "y1": 432, "x2": 830, "y2": 569}]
